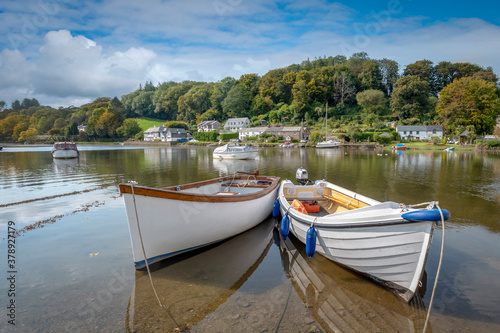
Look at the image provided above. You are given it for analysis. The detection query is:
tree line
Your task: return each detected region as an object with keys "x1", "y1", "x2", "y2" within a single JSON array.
[{"x1": 1, "y1": 52, "x2": 499, "y2": 142}]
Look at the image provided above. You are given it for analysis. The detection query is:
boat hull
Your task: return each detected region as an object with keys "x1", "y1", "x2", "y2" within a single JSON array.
[
  {"x1": 119, "y1": 175, "x2": 279, "y2": 269},
  {"x1": 316, "y1": 140, "x2": 342, "y2": 148},
  {"x1": 52, "y1": 149, "x2": 79, "y2": 159},
  {"x1": 51, "y1": 142, "x2": 79, "y2": 159},
  {"x1": 213, "y1": 151, "x2": 258, "y2": 160},
  {"x1": 278, "y1": 180, "x2": 437, "y2": 302}
]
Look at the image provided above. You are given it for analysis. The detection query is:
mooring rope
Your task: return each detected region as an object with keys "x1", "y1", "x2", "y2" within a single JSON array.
[
  {"x1": 422, "y1": 203, "x2": 446, "y2": 333},
  {"x1": 129, "y1": 181, "x2": 180, "y2": 328}
]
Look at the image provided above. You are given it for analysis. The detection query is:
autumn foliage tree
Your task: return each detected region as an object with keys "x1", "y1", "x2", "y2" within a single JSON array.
[{"x1": 437, "y1": 77, "x2": 500, "y2": 135}]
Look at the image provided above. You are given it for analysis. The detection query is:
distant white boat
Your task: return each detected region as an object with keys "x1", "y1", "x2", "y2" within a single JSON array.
[
  {"x1": 316, "y1": 102, "x2": 342, "y2": 148},
  {"x1": 213, "y1": 142, "x2": 258, "y2": 160},
  {"x1": 316, "y1": 140, "x2": 342, "y2": 148},
  {"x1": 277, "y1": 168, "x2": 450, "y2": 302},
  {"x1": 51, "y1": 142, "x2": 79, "y2": 159}
]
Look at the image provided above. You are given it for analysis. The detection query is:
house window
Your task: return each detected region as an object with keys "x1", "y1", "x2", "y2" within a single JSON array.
[
  {"x1": 433, "y1": 129, "x2": 437, "y2": 134},
  {"x1": 410, "y1": 131, "x2": 413, "y2": 134},
  {"x1": 416, "y1": 131, "x2": 419, "y2": 134},
  {"x1": 404, "y1": 131, "x2": 407, "y2": 134}
]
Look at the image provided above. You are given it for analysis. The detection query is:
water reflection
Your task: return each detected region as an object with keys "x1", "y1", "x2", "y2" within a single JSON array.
[
  {"x1": 212, "y1": 158, "x2": 259, "y2": 176},
  {"x1": 126, "y1": 219, "x2": 274, "y2": 332},
  {"x1": 276, "y1": 230, "x2": 429, "y2": 332}
]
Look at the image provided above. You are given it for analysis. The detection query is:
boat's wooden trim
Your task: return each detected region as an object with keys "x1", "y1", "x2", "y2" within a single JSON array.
[{"x1": 119, "y1": 176, "x2": 280, "y2": 203}]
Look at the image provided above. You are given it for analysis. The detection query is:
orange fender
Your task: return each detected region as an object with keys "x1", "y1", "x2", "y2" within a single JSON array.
[{"x1": 292, "y1": 199, "x2": 308, "y2": 215}]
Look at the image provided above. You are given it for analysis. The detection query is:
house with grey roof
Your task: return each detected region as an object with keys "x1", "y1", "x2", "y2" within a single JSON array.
[
  {"x1": 197, "y1": 120, "x2": 221, "y2": 132},
  {"x1": 239, "y1": 126, "x2": 310, "y2": 141},
  {"x1": 396, "y1": 125, "x2": 443, "y2": 141},
  {"x1": 224, "y1": 117, "x2": 250, "y2": 132},
  {"x1": 144, "y1": 125, "x2": 189, "y2": 142}
]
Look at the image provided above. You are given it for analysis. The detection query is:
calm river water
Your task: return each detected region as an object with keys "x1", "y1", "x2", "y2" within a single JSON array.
[{"x1": 1, "y1": 145, "x2": 499, "y2": 332}]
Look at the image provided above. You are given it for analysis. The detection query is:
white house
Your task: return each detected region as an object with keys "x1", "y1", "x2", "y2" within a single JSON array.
[
  {"x1": 144, "y1": 125, "x2": 166, "y2": 141},
  {"x1": 224, "y1": 117, "x2": 250, "y2": 132},
  {"x1": 239, "y1": 127, "x2": 268, "y2": 140},
  {"x1": 144, "y1": 125, "x2": 189, "y2": 142},
  {"x1": 197, "y1": 120, "x2": 221, "y2": 132},
  {"x1": 396, "y1": 125, "x2": 444, "y2": 141},
  {"x1": 165, "y1": 128, "x2": 189, "y2": 142}
]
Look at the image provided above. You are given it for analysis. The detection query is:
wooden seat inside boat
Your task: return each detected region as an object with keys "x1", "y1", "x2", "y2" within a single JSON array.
[{"x1": 283, "y1": 184, "x2": 370, "y2": 216}]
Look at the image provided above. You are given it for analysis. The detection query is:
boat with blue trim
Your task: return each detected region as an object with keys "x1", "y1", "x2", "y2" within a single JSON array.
[{"x1": 276, "y1": 168, "x2": 450, "y2": 302}]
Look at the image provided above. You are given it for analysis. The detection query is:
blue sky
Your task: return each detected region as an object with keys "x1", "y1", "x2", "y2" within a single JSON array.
[{"x1": 1, "y1": 0, "x2": 499, "y2": 107}]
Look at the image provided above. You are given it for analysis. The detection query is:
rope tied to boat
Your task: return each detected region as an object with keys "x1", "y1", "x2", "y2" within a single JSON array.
[
  {"x1": 422, "y1": 202, "x2": 446, "y2": 333},
  {"x1": 128, "y1": 181, "x2": 180, "y2": 329},
  {"x1": 399, "y1": 201, "x2": 440, "y2": 212}
]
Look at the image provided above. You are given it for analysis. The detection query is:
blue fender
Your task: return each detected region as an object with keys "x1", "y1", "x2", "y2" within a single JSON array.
[
  {"x1": 305, "y1": 226, "x2": 316, "y2": 258},
  {"x1": 281, "y1": 213, "x2": 290, "y2": 239},
  {"x1": 402, "y1": 208, "x2": 450, "y2": 222},
  {"x1": 273, "y1": 198, "x2": 280, "y2": 218}
]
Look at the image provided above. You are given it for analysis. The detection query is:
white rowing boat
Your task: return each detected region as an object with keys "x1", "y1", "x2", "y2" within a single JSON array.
[
  {"x1": 119, "y1": 173, "x2": 280, "y2": 269},
  {"x1": 276, "y1": 168, "x2": 450, "y2": 302}
]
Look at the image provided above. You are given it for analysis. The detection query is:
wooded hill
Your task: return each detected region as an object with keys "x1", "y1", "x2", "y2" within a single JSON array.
[{"x1": 1, "y1": 52, "x2": 499, "y2": 142}]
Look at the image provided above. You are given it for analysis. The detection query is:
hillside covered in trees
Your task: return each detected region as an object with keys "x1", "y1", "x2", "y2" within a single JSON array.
[{"x1": 1, "y1": 52, "x2": 499, "y2": 142}]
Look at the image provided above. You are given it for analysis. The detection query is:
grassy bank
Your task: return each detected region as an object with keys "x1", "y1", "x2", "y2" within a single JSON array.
[
  {"x1": 132, "y1": 118, "x2": 166, "y2": 131},
  {"x1": 386, "y1": 142, "x2": 476, "y2": 151}
]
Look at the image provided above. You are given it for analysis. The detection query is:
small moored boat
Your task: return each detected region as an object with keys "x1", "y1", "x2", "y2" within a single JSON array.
[
  {"x1": 276, "y1": 168, "x2": 450, "y2": 302},
  {"x1": 119, "y1": 172, "x2": 280, "y2": 269},
  {"x1": 392, "y1": 143, "x2": 407, "y2": 151},
  {"x1": 51, "y1": 142, "x2": 79, "y2": 159},
  {"x1": 213, "y1": 141, "x2": 258, "y2": 160}
]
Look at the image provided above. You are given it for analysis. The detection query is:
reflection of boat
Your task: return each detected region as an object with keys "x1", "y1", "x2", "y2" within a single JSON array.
[
  {"x1": 316, "y1": 103, "x2": 342, "y2": 148},
  {"x1": 213, "y1": 142, "x2": 258, "y2": 160},
  {"x1": 51, "y1": 142, "x2": 79, "y2": 159},
  {"x1": 277, "y1": 168, "x2": 450, "y2": 302},
  {"x1": 212, "y1": 158, "x2": 258, "y2": 176},
  {"x1": 392, "y1": 143, "x2": 407, "y2": 151},
  {"x1": 280, "y1": 141, "x2": 294, "y2": 148},
  {"x1": 52, "y1": 158, "x2": 78, "y2": 174},
  {"x1": 119, "y1": 173, "x2": 280, "y2": 269},
  {"x1": 276, "y1": 231, "x2": 428, "y2": 332},
  {"x1": 126, "y1": 219, "x2": 274, "y2": 332},
  {"x1": 444, "y1": 147, "x2": 454, "y2": 152}
]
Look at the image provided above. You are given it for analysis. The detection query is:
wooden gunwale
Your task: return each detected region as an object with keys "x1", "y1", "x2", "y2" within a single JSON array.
[{"x1": 118, "y1": 175, "x2": 280, "y2": 203}]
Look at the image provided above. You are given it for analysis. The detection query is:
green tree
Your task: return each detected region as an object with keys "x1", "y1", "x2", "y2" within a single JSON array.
[
  {"x1": 164, "y1": 121, "x2": 189, "y2": 129},
  {"x1": 437, "y1": 77, "x2": 500, "y2": 135},
  {"x1": 356, "y1": 89, "x2": 387, "y2": 115},
  {"x1": 358, "y1": 59, "x2": 383, "y2": 91},
  {"x1": 153, "y1": 81, "x2": 195, "y2": 120},
  {"x1": 177, "y1": 83, "x2": 212, "y2": 122},
  {"x1": 210, "y1": 77, "x2": 236, "y2": 117},
  {"x1": 403, "y1": 60, "x2": 438, "y2": 95},
  {"x1": 116, "y1": 119, "x2": 142, "y2": 138},
  {"x1": 378, "y1": 58, "x2": 399, "y2": 95},
  {"x1": 390, "y1": 76, "x2": 431, "y2": 121}
]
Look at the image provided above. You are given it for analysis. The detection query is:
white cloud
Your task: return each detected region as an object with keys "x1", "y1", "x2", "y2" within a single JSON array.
[{"x1": 1, "y1": 2, "x2": 500, "y2": 107}]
